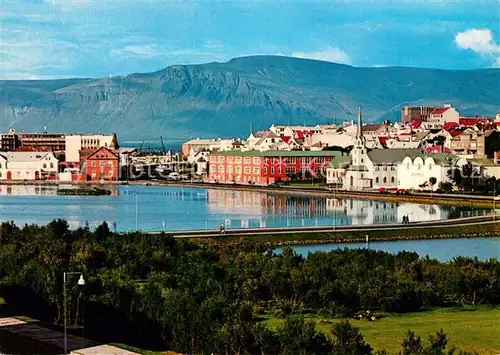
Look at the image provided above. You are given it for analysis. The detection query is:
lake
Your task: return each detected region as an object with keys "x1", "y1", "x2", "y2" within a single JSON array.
[
  {"x1": 279, "y1": 237, "x2": 500, "y2": 262},
  {"x1": 0, "y1": 184, "x2": 489, "y2": 232}
]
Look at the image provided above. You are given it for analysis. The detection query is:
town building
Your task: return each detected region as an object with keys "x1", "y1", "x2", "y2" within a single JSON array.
[
  {"x1": 0, "y1": 151, "x2": 58, "y2": 181},
  {"x1": 424, "y1": 105, "x2": 460, "y2": 129},
  {"x1": 450, "y1": 128, "x2": 486, "y2": 157},
  {"x1": 0, "y1": 129, "x2": 20, "y2": 151},
  {"x1": 246, "y1": 131, "x2": 284, "y2": 150},
  {"x1": 208, "y1": 150, "x2": 350, "y2": 185},
  {"x1": 181, "y1": 138, "x2": 242, "y2": 156},
  {"x1": 65, "y1": 134, "x2": 118, "y2": 163},
  {"x1": 401, "y1": 106, "x2": 437, "y2": 124},
  {"x1": 82, "y1": 147, "x2": 120, "y2": 181},
  {"x1": 0, "y1": 129, "x2": 65, "y2": 152},
  {"x1": 397, "y1": 154, "x2": 467, "y2": 191}
]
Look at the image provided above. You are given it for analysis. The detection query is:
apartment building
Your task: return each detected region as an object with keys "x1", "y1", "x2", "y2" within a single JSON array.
[
  {"x1": 65, "y1": 133, "x2": 118, "y2": 163},
  {"x1": 401, "y1": 106, "x2": 437, "y2": 123}
]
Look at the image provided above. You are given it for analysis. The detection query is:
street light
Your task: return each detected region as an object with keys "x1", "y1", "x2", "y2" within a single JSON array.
[
  {"x1": 131, "y1": 191, "x2": 138, "y2": 230},
  {"x1": 63, "y1": 272, "x2": 85, "y2": 355}
]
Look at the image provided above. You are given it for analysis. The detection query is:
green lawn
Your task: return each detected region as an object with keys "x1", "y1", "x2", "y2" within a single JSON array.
[{"x1": 262, "y1": 307, "x2": 500, "y2": 355}]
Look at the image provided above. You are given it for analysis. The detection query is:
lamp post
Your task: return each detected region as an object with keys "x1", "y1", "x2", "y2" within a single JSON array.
[
  {"x1": 131, "y1": 191, "x2": 138, "y2": 230},
  {"x1": 63, "y1": 272, "x2": 85, "y2": 355}
]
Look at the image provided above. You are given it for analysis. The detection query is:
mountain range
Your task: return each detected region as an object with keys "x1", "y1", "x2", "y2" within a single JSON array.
[{"x1": 1, "y1": 55, "x2": 499, "y2": 140}]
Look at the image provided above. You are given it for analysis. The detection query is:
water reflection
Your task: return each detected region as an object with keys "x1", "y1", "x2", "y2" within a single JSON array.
[
  {"x1": 206, "y1": 189, "x2": 487, "y2": 228},
  {"x1": 0, "y1": 185, "x2": 490, "y2": 232}
]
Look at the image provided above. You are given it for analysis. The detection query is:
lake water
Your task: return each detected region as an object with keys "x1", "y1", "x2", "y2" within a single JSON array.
[
  {"x1": 0, "y1": 184, "x2": 491, "y2": 232},
  {"x1": 280, "y1": 237, "x2": 500, "y2": 262}
]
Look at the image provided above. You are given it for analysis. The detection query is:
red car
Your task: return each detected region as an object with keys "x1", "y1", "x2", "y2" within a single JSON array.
[{"x1": 377, "y1": 187, "x2": 387, "y2": 193}]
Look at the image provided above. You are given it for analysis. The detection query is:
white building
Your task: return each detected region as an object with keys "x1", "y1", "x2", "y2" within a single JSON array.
[
  {"x1": 246, "y1": 131, "x2": 283, "y2": 151},
  {"x1": 0, "y1": 151, "x2": 58, "y2": 181},
  {"x1": 397, "y1": 154, "x2": 467, "y2": 191},
  {"x1": 65, "y1": 134, "x2": 117, "y2": 163},
  {"x1": 424, "y1": 105, "x2": 460, "y2": 129}
]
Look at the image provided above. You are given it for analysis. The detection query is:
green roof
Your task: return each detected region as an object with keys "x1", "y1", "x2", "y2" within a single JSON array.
[{"x1": 212, "y1": 149, "x2": 350, "y2": 157}]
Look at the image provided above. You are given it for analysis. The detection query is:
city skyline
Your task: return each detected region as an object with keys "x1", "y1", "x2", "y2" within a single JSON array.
[{"x1": 1, "y1": 0, "x2": 499, "y2": 80}]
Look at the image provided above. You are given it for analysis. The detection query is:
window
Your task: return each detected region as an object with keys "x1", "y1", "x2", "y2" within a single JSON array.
[
  {"x1": 43, "y1": 163, "x2": 47, "y2": 169},
  {"x1": 50, "y1": 163, "x2": 54, "y2": 169},
  {"x1": 244, "y1": 167, "x2": 251, "y2": 174},
  {"x1": 263, "y1": 167, "x2": 268, "y2": 175},
  {"x1": 253, "y1": 167, "x2": 260, "y2": 174},
  {"x1": 218, "y1": 156, "x2": 225, "y2": 163},
  {"x1": 383, "y1": 177, "x2": 387, "y2": 183},
  {"x1": 100, "y1": 161, "x2": 105, "y2": 167},
  {"x1": 376, "y1": 177, "x2": 379, "y2": 183},
  {"x1": 391, "y1": 176, "x2": 395, "y2": 183},
  {"x1": 227, "y1": 156, "x2": 234, "y2": 163},
  {"x1": 209, "y1": 164, "x2": 216, "y2": 172},
  {"x1": 244, "y1": 157, "x2": 251, "y2": 165},
  {"x1": 0, "y1": 163, "x2": 2, "y2": 169},
  {"x1": 235, "y1": 157, "x2": 242, "y2": 164},
  {"x1": 361, "y1": 158, "x2": 364, "y2": 163},
  {"x1": 210, "y1": 156, "x2": 216, "y2": 162},
  {"x1": 252, "y1": 157, "x2": 260, "y2": 164},
  {"x1": 383, "y1": 166, "x2": 387, "y2": 171},
  {"x1": 227, "y1": 166, "x2": 234, "y2": 174},
  {"x1": 235, "y1": 166, "x2": 242, "y2": 173},
  {"x1": 374, "y1": 166, "x2": 379, "y2": 171},
  {"x1": 286, "y1": 166, "x2": 296, "y2": 175},
  {"x1": 218, "y1": 166, "x2": 225, "y2": 173},
  {"x1": 428, "y1": 164, "x2": 432, "y2": 170},
  {"x1": 271, "y1": 167, "x2": 275, "y2": 174}
]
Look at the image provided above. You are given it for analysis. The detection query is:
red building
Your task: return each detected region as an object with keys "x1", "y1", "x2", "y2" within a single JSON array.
[
  {"x1": 208, "y1": 150, "x2": 350, "y2": 185},
  {"x1": 84, "y1": 147, "x2": 119, "y2": 181}
]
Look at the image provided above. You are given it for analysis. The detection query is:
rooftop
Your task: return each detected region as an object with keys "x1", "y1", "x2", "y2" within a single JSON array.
[{"x1": 211, "y1": 149, "x2": 350, "y2": 157}]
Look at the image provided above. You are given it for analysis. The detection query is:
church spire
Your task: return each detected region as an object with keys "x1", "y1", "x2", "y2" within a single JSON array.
[{"x1": 356, "y1": 106, "x2": 363, "y2": 138}]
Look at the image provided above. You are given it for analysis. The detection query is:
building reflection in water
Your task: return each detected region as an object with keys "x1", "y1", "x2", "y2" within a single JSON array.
[
  {"x1": 207, "y1": 189, "x2": 486, "y2": 228},
  {"x1": 0, "y1": 184, "x2": 119, "y2": 196}
]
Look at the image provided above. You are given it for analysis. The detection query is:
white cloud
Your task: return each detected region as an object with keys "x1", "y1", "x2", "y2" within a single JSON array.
[
  {"x1": 455, "y1": 28, "x2": 500, "y2": 67},
  {"x1": 110, "y1": 45, "x2": 160, "y2": 58},
  {"x1": 284, "y1": 46, "x2": 351, "y2": 65}
]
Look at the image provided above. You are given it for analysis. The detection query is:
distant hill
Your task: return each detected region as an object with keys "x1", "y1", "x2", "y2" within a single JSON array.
[{"x1": 1, "y1": 56, "x2": 499, "y2": 140}]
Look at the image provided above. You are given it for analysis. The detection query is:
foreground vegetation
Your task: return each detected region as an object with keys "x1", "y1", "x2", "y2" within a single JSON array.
[
  {"x1": 0, "y1": 220, "x2": 499, "y2": 354},
  {"x1": 263, "y1": 307, "x2": 500, "y2": 354}
]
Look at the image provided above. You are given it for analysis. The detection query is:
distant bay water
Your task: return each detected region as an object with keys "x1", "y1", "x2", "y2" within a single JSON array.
[{"x1": 120, "y1": 139, "x2": 183, "y2": 152}]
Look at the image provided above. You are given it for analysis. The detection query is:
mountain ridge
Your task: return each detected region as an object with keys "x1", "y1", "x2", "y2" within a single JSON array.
[{"x1": 1, "y1": 55, "x2": 499, "y2": 140}]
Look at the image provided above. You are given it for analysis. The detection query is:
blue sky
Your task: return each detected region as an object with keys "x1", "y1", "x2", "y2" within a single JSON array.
[{"x1": 1, "y1": 0, "x2": 499, "y2": 79}]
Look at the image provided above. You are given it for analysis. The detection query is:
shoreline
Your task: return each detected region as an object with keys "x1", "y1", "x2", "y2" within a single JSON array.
[
  {"x1": 182, "y1": 219, "x2": 500, "y2": 247},
  {"x1": 0, "y1": 179, "x2": 496, "y2": 208}
]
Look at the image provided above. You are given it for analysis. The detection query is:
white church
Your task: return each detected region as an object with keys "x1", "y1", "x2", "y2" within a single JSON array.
[{"x1": 330, "y1": 107, "x2": 463, "y2": 191}]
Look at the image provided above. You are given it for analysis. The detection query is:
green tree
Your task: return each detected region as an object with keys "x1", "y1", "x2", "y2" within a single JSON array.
[{"x1": 331, "y1": 320, "x2": 372, "y2": 355}]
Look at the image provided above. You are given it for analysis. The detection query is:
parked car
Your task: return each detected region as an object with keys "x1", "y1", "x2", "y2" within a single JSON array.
[
  {"x1": 395, "y1": 188, "x2": 409, "y2": 195},
  {"x1": 268, "y1": 183, "x2": 281, "y2": 188},
  {"x1": 377, "y1": 187, "x2": 387, "y2": 193},
  {"x1": 167, "y1": 172, "x2": 181, "y2": 181}
]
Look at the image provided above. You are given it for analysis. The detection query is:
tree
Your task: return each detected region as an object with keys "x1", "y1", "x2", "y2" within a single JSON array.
[
  {"x1": 401, "y1": 330, "x2": 423, "y2": 355},
  {"x1": 438, "y1": 181, "x2": 453, "y2": 193},
  {"x1": 429, "y1": 177, "x2": 437, "y2": 191},
  {"x1": 331, "y1": 320, "x2": 372, "y2": 355}
]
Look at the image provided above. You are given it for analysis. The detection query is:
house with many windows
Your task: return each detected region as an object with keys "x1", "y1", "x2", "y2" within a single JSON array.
[
  {"x1": 207, "y1": 150, "x2": 350, "y2": 186},
  {"x1": 83, "y1": 147, "x2": 120, "y2": 181}
]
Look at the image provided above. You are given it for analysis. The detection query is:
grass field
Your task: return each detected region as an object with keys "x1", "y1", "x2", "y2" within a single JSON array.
[{"x1": 262, "y1": 307, "x2": 500, "y2": 354}]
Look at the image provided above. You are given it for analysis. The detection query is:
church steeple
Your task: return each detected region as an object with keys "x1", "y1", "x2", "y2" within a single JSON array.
[
  {"x1": 354, "y1": 106, "x2": 366, "y2": 148},
  {"x1": 356, "y1": 106, "x2": 363, "y2": 138}
]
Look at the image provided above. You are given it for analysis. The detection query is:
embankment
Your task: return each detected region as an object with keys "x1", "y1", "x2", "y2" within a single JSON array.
[{"x1": 185, "y1": 219, "x2": 500, "y2": 246}]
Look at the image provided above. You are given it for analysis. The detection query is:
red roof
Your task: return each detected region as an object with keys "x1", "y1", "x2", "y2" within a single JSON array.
[
  {"x1": 442, "y1": 122, "x2": 459, "y2": 131},
  {"x1": 459, "y1": 117, "x2": 489, "y2": 126},
  {"x1": 450, "y1": 131, "x2": 462, "y2": 137},
  {"x1": 410, "y1": 120, "x2": 422, "y2": 129},
  {"x1": 378, "y1": 136, "x2": 388, "y2": 146},
  {"x1": 426, "y1": 145, "x2": 452, "y2": 153},
  {"x1": 431, "y1": 107, "x2": 450, "y2": 115},
  {"x1": 295, "y1": 131, "x2": 305, "y2": 139},
  {"x1": 281, "y1": 136, "x2": 292, "y2": 144}
]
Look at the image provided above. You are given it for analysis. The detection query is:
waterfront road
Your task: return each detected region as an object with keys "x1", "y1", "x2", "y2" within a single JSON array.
[{"x1": 152, "y1": 215, "x2": 499, "y2": 238}]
